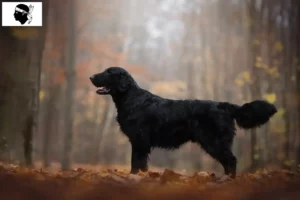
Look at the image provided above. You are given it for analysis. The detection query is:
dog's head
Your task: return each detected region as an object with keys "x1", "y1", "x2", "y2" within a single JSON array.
[{"x1": 89, "y1": 67, "x2": 137, "y2": 95}]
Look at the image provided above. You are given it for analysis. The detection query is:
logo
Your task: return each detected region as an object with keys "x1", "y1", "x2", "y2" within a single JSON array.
[
  {"x1": 2, "y1": 2, "x2": 42, "y2": 27},
  {"x1": 14, "y1": 4, "x2": 34, "y2": 25}
]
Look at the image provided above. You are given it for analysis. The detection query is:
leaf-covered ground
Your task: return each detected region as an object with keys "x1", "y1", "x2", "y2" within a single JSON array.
[{"x1": 0, "y1": 164, "x2": 300, "y2": 200}]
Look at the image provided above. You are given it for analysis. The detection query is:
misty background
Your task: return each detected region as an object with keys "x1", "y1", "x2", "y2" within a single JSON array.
[{"x1": 0, "y1": 0, "x2": 299, "y2": 175}]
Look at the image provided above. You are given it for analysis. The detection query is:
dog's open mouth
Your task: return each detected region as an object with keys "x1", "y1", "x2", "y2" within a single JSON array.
[{"x1": 96, "y1": 86, "x2": 111, "y2": 94}]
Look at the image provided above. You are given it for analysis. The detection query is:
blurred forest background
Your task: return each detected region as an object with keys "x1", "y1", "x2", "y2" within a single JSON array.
[{"x1": 0, "y1": 0, "x2": 300, "y2": 175}]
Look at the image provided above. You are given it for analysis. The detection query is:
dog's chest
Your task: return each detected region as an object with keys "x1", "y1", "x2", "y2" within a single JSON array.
[{"x1": 116, "y1": 110, "x2": 140, "y2": 136}]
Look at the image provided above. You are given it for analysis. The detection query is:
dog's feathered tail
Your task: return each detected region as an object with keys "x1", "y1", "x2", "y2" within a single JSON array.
[{"x1": 218, "y1": 100, "x2": 277, "y2": 129}]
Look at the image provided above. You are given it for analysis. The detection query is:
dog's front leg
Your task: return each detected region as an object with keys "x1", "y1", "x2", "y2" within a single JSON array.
[{"x1": 130, "y1": 144, "x2": 149, "y2": 174}]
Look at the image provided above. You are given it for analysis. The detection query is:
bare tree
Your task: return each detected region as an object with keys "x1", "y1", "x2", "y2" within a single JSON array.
[
  {"x1": 0, "y1": 0, "x2": 49, "y2": 165},
  {"x1": 61, "y1": 0, "x2": 77, "y2": 170}
]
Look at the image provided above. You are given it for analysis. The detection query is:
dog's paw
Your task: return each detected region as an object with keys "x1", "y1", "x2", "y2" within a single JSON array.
[{"x1": 216, "y1": 174, "x2": 233, "y2": 183}]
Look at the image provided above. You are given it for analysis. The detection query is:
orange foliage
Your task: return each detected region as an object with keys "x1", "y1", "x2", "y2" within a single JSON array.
[
  {"x1": 77, "y1": 38, "x2": 124, "y2": 62},
  {"x1": 0, "y1": 164, "x2": 300, "y2": 200},
  {"x1": 41, "y1": 1, "x2": 67, "y2": 89},
  {"x1": 42, "y1": 0, "x2": 150, "y2": 90},
  {"x1": 125, "y1": 65, "x2": 146, "y2": 75},
  {"x1": 51, "y1": 67, "x2": 66, "y2": 85},
  {"x1": 124, "y1": 65, "x2": 153, "y2": 81}
]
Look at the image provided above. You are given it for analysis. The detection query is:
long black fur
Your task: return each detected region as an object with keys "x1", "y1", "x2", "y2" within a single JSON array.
[{"x1": 89, "y1": 67, "x2": 277, "y2": 177}]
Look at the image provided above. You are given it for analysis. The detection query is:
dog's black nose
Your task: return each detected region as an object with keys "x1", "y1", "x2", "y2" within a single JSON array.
[{"x1": 89, "y1": 75, "x2": 95, "y2": 80}]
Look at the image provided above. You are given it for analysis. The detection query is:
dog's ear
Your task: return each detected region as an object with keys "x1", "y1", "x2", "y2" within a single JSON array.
[{"x1": 118, "y1": 74, "x2": 130, "y2": 92}]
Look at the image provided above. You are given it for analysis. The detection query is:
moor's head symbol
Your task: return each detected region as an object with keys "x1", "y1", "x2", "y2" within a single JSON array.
[{"x1": 14, "y1": 4, "x2": 34, "y2": 25}]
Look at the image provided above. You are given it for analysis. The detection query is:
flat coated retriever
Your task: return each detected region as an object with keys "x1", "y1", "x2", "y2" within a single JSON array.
[{"x1": 89, "y1": 67, "x2": 277, "y2": 178}]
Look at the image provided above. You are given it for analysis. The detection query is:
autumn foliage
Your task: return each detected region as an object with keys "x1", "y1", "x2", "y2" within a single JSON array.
[{"x1": 0, "y1": 164, "x2": 300, "y2": 200}]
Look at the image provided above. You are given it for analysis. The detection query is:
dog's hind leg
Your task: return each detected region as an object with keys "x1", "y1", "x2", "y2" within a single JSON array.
[
  {"x1": 214, "y1": 148, "x2": 237, "y2": 178},
  {"x1": 195, "y1": 132, "x2": 237, "y2": 178},
  {"x1": 203, "y1": 144, "x2": 237, "y2": 177}
]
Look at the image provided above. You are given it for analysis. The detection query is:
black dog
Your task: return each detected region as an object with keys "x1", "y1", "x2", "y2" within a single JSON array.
[{"x1": 90, "y1": 67, "x2": 277, "y2": 177}]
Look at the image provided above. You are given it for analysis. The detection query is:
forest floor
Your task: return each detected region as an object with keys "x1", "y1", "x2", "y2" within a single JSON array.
[{"x1": 1, "y1": 164, "x2": 300, "y2": 200}]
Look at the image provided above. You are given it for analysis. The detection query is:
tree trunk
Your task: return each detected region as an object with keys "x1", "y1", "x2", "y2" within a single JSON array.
[
  {"x1": 42, "y1": 85, "x2": 60, "y2": 167},
  {"x1": 294, "y1": 0, "x2": 300, "y2": 165},
  {"x1": 92, "y1": 97, "x2": 107, "y2": 164},
  {"x1": 96, "y1": 100, "x2": 116, "y2": 164},
  {"x1": 247, "y1": 0, "x2": 261, "y2": 171},
  {"x1": 61, "y1": 0, "x2": 76, "y2": 170},
  {"x1": 0, "y1": 1, "x2": 48, "y2": 165},
  {"x1": 280, "y1": 1, "x2": 291, "y2": 169}
]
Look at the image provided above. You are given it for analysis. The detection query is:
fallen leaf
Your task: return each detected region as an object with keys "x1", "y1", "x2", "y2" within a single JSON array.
[
  {"x1": 148, "y1": 171, "x2": 161, "y2": 179},
  {"x1": 128, "y1": 174, "x2": 143, "y2": 183},
  {"x1": 216, "y1": 175, "x2": 232, "y2": 183},
  {"x1": 160, "y1": 169, "x2": 182, "y2": 184},
  {"x1": 110, "y1": 174, "x2": 128, "y2": 184}
]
